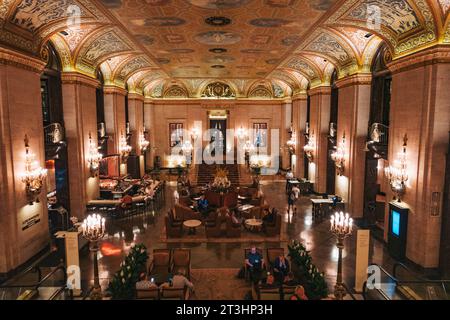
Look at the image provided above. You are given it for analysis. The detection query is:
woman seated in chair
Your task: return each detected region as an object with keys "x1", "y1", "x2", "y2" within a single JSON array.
[
  {"x1": 161, "y1": 269, "x2": 195, "y2": 293},
  {"x1": 136, "y1": 273, "x2": 158, "y2": 290},
  {"x1": 273, "y1": 253, "x2": 290, "y2": 284},
  {"x1": 290, "y1": 285, "x2": 308, "y2": 300}
]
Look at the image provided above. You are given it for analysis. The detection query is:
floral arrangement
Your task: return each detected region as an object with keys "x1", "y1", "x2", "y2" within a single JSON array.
[
  {"x1": 288, "y1": 240, "x2": 329, "y2": 300},
  {"x1": 107, "y1": 244, "x2": 149, "y2": 300},
  {"x1": 211, "y1": 168, "x2": 231, "y2": 193}
]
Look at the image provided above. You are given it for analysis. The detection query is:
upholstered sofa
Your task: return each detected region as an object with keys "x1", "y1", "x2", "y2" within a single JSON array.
[{"x1": 174, "y1": 204, "x2": 202, "y2": 221}]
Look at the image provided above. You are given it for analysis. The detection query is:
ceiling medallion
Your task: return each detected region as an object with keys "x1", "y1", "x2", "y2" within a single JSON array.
[
  {"x1": 211, "y1": 65, "x2": 225, "y2": 68},
  {"x1": 209, "y1": 48, "x2": 227, "y2": 54},
  {"x1": 202, "y1": 82, "x2": 236, "y2": 99},
  {"x1": 205, "y1": 16, "x2": 232, "y2": 26},
  {"x1": 195, "y1": 31, "x2": 241, "y2": 45}
]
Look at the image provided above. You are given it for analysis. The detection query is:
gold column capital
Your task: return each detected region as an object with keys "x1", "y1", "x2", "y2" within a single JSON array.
[
  {"x1": 61, "y1": 72, "x2": 100, "y2": 88},
  {"x1": 103, "y1": 85, "x2": 128, "y2": 96},
  {"x1": 128, "y1": 93, "x2": 145, "y2": 102},
  {"x1": 308, "y1": 86, "x2": 331, "y2": 96},
  {"x1": 388, "y1": 45, "x2": 450, "y2": 74},
  {"x1": 335, "y1": 73, "x2": 372, "y2": 89}
]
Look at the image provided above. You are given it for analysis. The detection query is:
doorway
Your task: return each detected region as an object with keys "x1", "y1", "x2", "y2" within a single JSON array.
[{"x1": 209, "y1": 119, "x2": 227, "y2": 156}]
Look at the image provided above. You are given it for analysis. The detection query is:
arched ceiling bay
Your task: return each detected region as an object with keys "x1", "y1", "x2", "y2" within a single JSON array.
[{"x1": 0, "y1": 0, "x2": 447, "y2": 97}]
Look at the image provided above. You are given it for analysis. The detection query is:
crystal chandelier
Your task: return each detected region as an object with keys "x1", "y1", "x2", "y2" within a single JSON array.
[
  {"x1": 303, "y1": 130, "x2": 315, "y2": 162},
  {"x1": 139, "y1": 130, "x2": 150, "y2": 153},
  {"x1": 119, "y1": 131, "x2": 132, "y2": 163},
  {"x1": 385, "y1": 134, "x2": 408, "y2": 202},
  {"x1": 331, "y1": 132, "x2": 346, "y2": 176},
  {"x1": 87, "y1": 132, "x2": 102, "y2": 177},
  {"x1": 20, "y1": 135, "x2": 48, "y2": 205}
]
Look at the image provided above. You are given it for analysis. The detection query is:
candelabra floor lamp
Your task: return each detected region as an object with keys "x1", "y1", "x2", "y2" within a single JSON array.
[
  {"x1": 330, "y1": 211, "x2": 353, "y2": 300},
  {"x1": 82, "y1": 214, "x2": 106, "y2": 300}
]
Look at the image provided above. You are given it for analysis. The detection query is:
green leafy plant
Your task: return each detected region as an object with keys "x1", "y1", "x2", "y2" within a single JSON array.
[
  {"x1": 107, "y1": 244, "x2": 149, "y2": 300},
  {"x1": 288, "y1": 240, "x2": 329, "y2": 300}
]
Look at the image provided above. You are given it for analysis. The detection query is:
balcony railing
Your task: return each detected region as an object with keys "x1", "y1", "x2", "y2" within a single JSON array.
[{"x1": 44, "y1": 123, "x2": 65, "y2": 145}]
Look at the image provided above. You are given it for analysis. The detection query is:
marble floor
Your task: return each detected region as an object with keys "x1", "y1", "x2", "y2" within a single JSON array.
[{"x1": 76, "y1": 181, "x2": 402, "y2": 297}]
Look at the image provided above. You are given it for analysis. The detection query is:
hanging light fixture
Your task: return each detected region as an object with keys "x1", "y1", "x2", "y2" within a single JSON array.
[
  {"x1": 331, "y1": 132, "x2": 346, "y2": 176},
  {"x1": 303, "y1": 130, "x2": 315, "y2": 162},
  {"x1": 190, "y1": 127, "x2": 200, "y2": 141},
  {"x1": 119, "y1": 130, "x2": 132, "y2": 163},
  {"x1": 87, "y1": 132, "x2": 103, "y2": 177},
  {"x1": 236, "y1": 126, "x2": 248, "y2": 141},
  {"x1": 385, "y1": 134, "x2": 409, "y2": 202},
  {"x1": 20, "y1": 135, "x2": 48, "y2": 205},
  {"x1": 139, "y1": 130, "x2": 150, "y2": 153}
]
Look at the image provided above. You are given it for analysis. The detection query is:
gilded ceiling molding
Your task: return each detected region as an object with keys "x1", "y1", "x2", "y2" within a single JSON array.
[
  {"x1": 248, "y1": 86, "x2": 273, "y2": 99},
  {"x1": 60, "y1": 71, "x2": 100, "y2": 88},
  {"x1": 0, "y1": 46, "x2": 46, "y2": 73},
  {"x1": 164, "y1": 85, "x2": 189, "y2": 99},
  {"x1": 50, "y1": 35, "x2": 74, "y2": 72},
  {"x1": 334, "y1": 73, "x2": 373, "y2": 88},
  {"x1": 387, "y1": 45, "x2": 450, "y2": 74},
  {"x1": 292, "y1": 92, "x2": 308, "y2": 101}
]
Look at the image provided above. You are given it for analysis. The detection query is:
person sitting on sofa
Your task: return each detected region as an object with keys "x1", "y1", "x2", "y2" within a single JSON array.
[
  {"x1": 245, "y1": 246, "x2": 264, "y2": 282},
  {"x1": 273, "y1": 253, "x2": 290, "y2": 284},
  {"x1": 136, "y1": 273, "x2": 158, "y2": 290},
  {"x1": 262, "y1": 208, "x2": 275, "y2": 224}
]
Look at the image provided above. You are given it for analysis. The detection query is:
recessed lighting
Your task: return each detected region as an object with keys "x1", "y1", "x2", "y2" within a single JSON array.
[{"x1": 209, "y1": 48, "x2": 227, "y2": 54}]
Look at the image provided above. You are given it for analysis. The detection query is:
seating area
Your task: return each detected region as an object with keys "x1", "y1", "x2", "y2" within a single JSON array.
[{"x1": 165, "y1": 186, "x2": 281, "y2": 240}]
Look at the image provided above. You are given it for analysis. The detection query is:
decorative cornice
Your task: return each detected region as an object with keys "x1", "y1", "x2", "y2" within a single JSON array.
[
  {"x1": 388, "y1": 45, "x2": 450, "y2": 74},
  {"x1": 61, "y1": 72, "x2": 100, "y2": 88},
  {"x1": 103, "y1": 85, "x2": 128, "y2": 96},
  {"x1": 128, "y1": 93, "x2": 144, "y2": 101},
  {"x1": 0, "y1": 47, "x2": 46, "y2": 74},
  {"x1": 308, "y1": 86, "x2": 331, "y2": 96},
  {"x1": 292, "y1": 93, "x2": 308, "y2": 101},
  {"x1": 335, "y1": 73, "x2": 372, "y2": 89}
]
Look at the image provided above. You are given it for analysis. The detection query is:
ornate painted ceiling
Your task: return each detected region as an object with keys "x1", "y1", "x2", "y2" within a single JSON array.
[{"x1": 0, "y1": 0, "x2": 449, "y2": 99}]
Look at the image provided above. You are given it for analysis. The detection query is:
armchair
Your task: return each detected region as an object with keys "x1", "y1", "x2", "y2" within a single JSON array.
[
  {"x1": 266, "y1": 248, "x2": 286, "y2": 271},
  {"x1": 223, "y1": 191, "x2": 238, "y2": 209},
  {"x1": 160, "y1": 286, "x2": 187, "y2": 300},
  {"x1": 205, "y1": 218, "x2": 223, "y2": 238},
  {"x1": 225, "y1": 216, "x2": 241, "y2": 238},
  {"x1": 171, "y1": 248, "x2": 191, "y2": 279},
  {"x1": 149, "y1": 249, "x2": 171, "y2": 278},
  {"x1": 205, "y1": 190, "x2": 222, "y2": 208},
  {"x1": 174, "y1": 203, "x2": 201, "y2": 221},
  {"x1": 265, "y1": 214, "x2": 281, "y2": 237},
  {"x1": 165, "y1": 216, "x2": 183, "y2": 238},
  {"x1": 136, "y1": 287, "x2": 160, "y2": 300}
]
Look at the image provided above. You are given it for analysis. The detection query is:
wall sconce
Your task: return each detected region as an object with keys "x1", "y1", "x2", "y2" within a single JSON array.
[
  {"x1": 236, "y1": 126, "x2": 248, "y2": 141},
  {"x1": 287, "y1": 129, "x2": 297, "y2": 154},
  {"x1": 303, "y1": 130, "x2": 315, "y2": 162},
  {"x1": 87, "y1": 132, "x2": 103, "y2": 177},
  {"x1": 385, "y1": 134, "x2": 409, "y2": 202},
  {"x1": 139, "y1": 130, "x2": 150, "y2": 153},
  {"x1": 20, "y1": 135, "x2": 48, "y2": 205},
  {"x1": 331, "y1": 132, "x2": 346, "y2": 176},
  {"x1": 181, "y1": 140, "x2": 194, "y2": 155},
  {"x1": 119, "y1": 130, "x2": 132, "y2": 163}
]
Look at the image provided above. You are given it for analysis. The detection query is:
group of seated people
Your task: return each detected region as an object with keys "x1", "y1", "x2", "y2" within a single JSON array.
[
  {"x1": 245, "y1": 246, "x2": 308, "y2": 300},
  {"x1": 135, "y1": 269, "x2": 195, "y2": 296}
]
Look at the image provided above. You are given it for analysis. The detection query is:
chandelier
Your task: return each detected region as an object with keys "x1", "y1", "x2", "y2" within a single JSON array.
[
  {"x1": 385, "y1": 134, "x2": 408, "y2": 202},
  {"x1": 139, "y1": 130, "x2": 150, "y2": 153},
  {"x1": 236, "y1": 126, "x2": 248, "y2": 141},
  {"x1": 331, "y1": 132, "x2": 346, "y2": 176},
  {"x1": 87, "y1": 132, "x2": 102, "y2": 177},
  {"x1": 119, "y1": 131, "x2": 132, "y2": 163},
  {"x1": 190, "y1": 127, "x2": 200, "y2": 141},
  {"x1": 303, "y1": 130, "x2": 315, "y2": 162},
  {"x1": 20, "y1": 135, "x2": 48, "y2": 205}
]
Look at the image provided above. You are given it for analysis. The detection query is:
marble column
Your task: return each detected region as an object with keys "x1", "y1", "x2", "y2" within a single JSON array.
[
  {"x1": 0, "y1": 48, "x2": 48, "y2": 277},
  {"x1": 128, "y1": 93, "x2": 145, "y2": 177},
  {"x1": 61, "y1": 72, "x2": 100, "y2": 218},
  {"x1": 335, "y1": 74, "x2": 372, "y2": 218},
  {"x1": 386, "y1": 46, "x2": 450, "y2": 269},
  {"x1": 292, "y1": 94, "x2": 308, "y2": 178},
  {"x1": 104, "y1": 86, "x2": 127, "y2": 175},
  {"x1": 308, "y1": 86, "x2": 331, "y2": 193},
  {"x1": 144, "y1": 99, "x2": 155, "y2": 169}
]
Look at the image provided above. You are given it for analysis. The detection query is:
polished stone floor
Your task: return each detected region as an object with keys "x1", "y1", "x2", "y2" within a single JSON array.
[{"x1": 78, "y1": 181, "x2": 401, "y2": 296}]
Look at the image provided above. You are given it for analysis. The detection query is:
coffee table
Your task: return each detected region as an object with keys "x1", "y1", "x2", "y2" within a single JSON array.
[
  {"x1": 183, "y1": 219, "x2": 202, "y2": 235},
  {"x1": 245, "y1": 218, "x2": 263, "y2": 232}
]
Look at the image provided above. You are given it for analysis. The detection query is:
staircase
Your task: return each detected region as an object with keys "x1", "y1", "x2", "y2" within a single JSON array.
[{"x1": 196, "y1": 163, "x2": 240, "y2": 186}]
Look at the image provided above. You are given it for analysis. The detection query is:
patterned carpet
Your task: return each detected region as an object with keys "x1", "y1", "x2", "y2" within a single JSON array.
[{"x1": 190, "y1": 268, "x2": 250, "y2": 300}]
